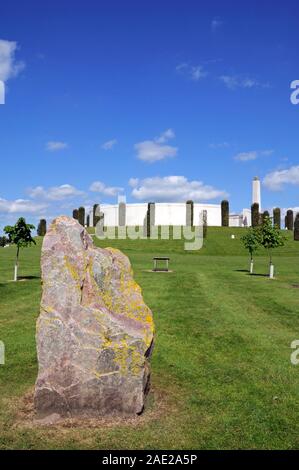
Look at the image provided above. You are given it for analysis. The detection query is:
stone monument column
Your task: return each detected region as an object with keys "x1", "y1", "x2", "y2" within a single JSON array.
[{"x1": 252, "y1": 176, "x2": 261, "y2": 209}]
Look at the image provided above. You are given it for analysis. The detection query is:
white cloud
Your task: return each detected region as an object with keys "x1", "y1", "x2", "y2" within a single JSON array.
[
  {"x1": 219, "y1": 75, "x2": 270, "y2": 90},
  {"x1": 0, "y1": 198, "x2": 47, "y2": 214},
  {"x1": 89, "y1": 181, "x2": 123, "y2": 196},
  {"x1": 0, "y1": 39, "x2": 25, "y2": 82},
  {"x1": 46, "y1": 141, "x2": 68, "y2": 151},
  {"x1": 234, "y1": 151, "x2": 258, "y2": 162},
  {"x1": 131, "y1": 176, "x2": 228, "y2": 202},
  {"x1": 209, "y1": 142, "x2": 230, "y2": 149},
  {"x1": 263, "y1": 165, "x2": 299, "y2": 191},
  {"x1": 234, "y1": 149, "x2": 273, "y2": 162},
  {"x1": 135, "y1": 129, "x2": 178, "y2": 163},
  {"x1": 28, "y1": 184, "x2": 85, "y2": 201},
  {"x1": 101, "y1": 139, "x2": 117, "y2": 150},
  {"x1": 211, "y1": 17, "x2": 223, "y2": 33},
  {"x1": 176, "y1": 63, "x2": 207, "y2": 81},
  {"x1": 155, "y1": 129, "x2": 175, "y2": 143},
  {"x1": 129, "y1": 178, "x2": 139, "y2": 188}
]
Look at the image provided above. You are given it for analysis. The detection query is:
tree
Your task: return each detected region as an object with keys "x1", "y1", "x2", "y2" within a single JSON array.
[
  {"x1": 259, "y1": 216, "x2": 285, "y2": 278},
  {"x1": 78, "y1": 206, "x2": 85, "y2": 226},
  {"x1": 0, "y1": 236, "x2": 8, "y2": 247},
  {"x1": 273, "y1": 208, "x2": 281, "y2": 229},
  {"x1": 37, "y1": 219, "x2": 47, "y2": 236},
  {"x1": 4, "y1": 218, "x2": 36, "y2": 281},
  {"x1": 241, "y1": 227, "x2": 260, "y2": 274},
  {"x1": 86, "y1": 214, "x2": 90, "y2": 228},
  {"x1": 73, "y1": 209, "x2": 79, "y2": 220},
  {"x1": 294, "y1": 213, "x2": 299, "y2": 241},
  {"x1": 221, "y1": 200, "x2": 229, "y2": 227},
  {"x1": 286, "y1": 209, "x2": 294, "y2": 230},
  {"x1": 251, "y1": 203, "x2": 260, "y2": 227}
]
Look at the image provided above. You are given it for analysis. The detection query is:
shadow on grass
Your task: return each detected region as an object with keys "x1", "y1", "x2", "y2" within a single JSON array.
[
  {"x1": 234, "y1": 269, "x2": 268, "y2": 277},
  {"x1": 17, "y1": 276, "x2": 40, "y2": 280}
]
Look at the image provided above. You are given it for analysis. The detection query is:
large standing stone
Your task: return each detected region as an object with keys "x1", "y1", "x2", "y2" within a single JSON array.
[{"x1": 34, "y1": 216, "x2": 154, "y2": 418}]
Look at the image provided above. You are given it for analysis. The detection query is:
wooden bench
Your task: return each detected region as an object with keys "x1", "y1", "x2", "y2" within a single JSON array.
[{"x1": 153, "y1": 256, "x2": 170, "y2": 272}]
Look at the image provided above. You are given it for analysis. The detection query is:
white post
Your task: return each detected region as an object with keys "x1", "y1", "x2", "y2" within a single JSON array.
[
  {"x1": 14, "y1": 263, "x2": 18, "y2": 282},
  {"x1": 250, "y1": 260, "x2": 254, "y2": 274},
  {"x1": 252, "y1": 176, "x2": 261, "y2": 208},
  {"x1": 269, "y1": 263, "x2": 274, "y2": 279}
]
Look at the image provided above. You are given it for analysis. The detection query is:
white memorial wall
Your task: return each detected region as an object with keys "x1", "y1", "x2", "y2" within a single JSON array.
[{"x1": 95, "y1": 202, "x2": 226, "y2": 227}]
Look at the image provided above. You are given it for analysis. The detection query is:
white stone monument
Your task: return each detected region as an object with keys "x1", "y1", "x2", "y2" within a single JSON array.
[{"x1": 252, "y1": 176, "x2": 261, "y2": 208}]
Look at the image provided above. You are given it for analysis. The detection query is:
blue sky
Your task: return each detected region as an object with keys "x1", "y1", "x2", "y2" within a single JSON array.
[{"x1": 0, "y1": 0, "x2": 299, "y2": 229}]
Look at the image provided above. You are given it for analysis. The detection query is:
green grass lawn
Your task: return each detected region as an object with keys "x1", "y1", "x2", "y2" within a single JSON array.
[{"x1": 1, "y1": 227, "x2": 299, "y2": 449}]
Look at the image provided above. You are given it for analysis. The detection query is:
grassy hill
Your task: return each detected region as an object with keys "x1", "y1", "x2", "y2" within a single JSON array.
[
  {"x1": 88, "y1": 225, "x2": 298, "y2": 257},
  {"x1": 0, "y1": 227, "x2": 299, "y2": 449}
]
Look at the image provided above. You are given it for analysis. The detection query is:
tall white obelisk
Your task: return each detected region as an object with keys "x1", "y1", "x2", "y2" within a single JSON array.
[{"x1": 252, "y1": 176, "x2": 261, "y2": 208}]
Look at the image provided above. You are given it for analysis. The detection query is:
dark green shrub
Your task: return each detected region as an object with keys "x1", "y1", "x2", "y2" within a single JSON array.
[
  {"x1": 93, "y1": 204, "x2": 100, "y2": 227},
  {"x1": 0, "y1": 236, "x2": 8, "y2": 247},
  {"x1": 203, "y1": 210, "x2": 207, "y2": 239},
  {"x1": 78, "y1": 207, "x2": 85, "y2": 226},
  {"x1": 86, "y1": 215, "x2": 90, "y2": 227},
  {"x1": 37, "y1": 219, "x2": 47, "y2": 236},
  {"x1": 294, "y1": 213, "x2": 299, "y2": 241},
  {"x1": 186, "y1": 200, "x2": 194, "y2": 227},
  {"x1": 73, "y1": 209, "x2": 79, "y2": 220},
  {"x1": 273, "y1": 208, "x2": 281, "y2": 229},
  {"x1": 146, "y1": 203, "x2": 155, "y2": 238},
  {"x1": 221, "y1": 200, "x2": 229, "y2": 227},
  {"x1": 251, "y1": 203, "x2": 260, "y2": 227},
  {"x1": 286, "y1": 209, "x2": 294, "y2": 230}
]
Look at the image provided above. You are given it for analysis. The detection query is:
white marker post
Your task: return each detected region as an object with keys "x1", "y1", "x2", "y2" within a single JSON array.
[
  {"x1": 269, "y1": 263, "x2": 274, "y2": 279},
  {"x1": 0, "y1": 341, "x2": 4, "y2": 365}
]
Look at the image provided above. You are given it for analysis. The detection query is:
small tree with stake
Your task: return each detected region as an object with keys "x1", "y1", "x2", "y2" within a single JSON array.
[
  {"x1": 4, "y1": 217, "x2": 36, "y2": 281},
  {"x1": 241, "y1": 227, "x2": 261, "y2": 274},
  {"x1": 259, "y1": 216, "x2": 285, "y2": 279}
]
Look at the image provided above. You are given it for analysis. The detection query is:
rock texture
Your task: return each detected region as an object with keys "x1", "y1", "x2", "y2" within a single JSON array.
[{"x1": 34, "y1": 216, "x2": 154, "y2": 418}]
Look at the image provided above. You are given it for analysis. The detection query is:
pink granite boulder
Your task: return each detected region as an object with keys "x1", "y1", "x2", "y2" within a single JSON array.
[{"x1": 34, "y1": 216, "x2": 154, "y2": 418}]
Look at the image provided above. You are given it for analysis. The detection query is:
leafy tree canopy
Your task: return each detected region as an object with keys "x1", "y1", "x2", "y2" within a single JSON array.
[
  {"x1": 241, "y1": 227, "x2": 261, "y2": 257},
  {"x1": 4, "y1": 217, "x2": 36, "y2": 249}
]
